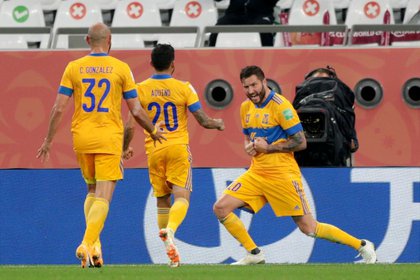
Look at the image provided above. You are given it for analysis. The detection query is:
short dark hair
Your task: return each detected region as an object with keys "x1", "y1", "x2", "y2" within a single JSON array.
[
  {"x1": 151, "y1": 44, "x2": 175, "y2": 71},
  {"x1": 304, "y1": 65, "x2": 337, "y2": 80},
  {"x1": 240, "y1": 65, "x2": 265, "y2": 81}
]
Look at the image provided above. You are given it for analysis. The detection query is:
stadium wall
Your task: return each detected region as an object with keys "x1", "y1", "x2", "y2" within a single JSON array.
[
  {"x1": 0, "y1": 48, "x2": 419, "y2": 168},
  {"x1": 0, "y1": 168, "x2": 419, "y2": 264}
]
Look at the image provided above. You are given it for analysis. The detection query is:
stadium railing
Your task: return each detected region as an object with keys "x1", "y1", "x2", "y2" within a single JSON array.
[{"x1": 51, "y1": 26, "x2": 200, "y2": 49}]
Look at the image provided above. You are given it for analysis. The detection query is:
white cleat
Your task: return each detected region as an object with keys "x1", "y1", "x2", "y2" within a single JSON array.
[
  {"x1": 356, "y1": 239, "x2": 377, "y2": 264},
  {"x1": 231, "y1": 251, "x2": 266, "y2": 265},
  {"x1": 159, "y1": 228, "x2": 180, "y2": 267}
]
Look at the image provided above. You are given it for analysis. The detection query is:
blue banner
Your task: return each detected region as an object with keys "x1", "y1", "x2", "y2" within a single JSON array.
[{"x1": 0, "y1": 168, "x2": 419, "y2": 264}]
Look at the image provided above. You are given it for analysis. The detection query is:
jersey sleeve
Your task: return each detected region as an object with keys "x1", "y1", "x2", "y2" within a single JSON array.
[
  {"x1": 278, "y1": 98, "x2": 303, "y2": 136},
  {"x1": 122, "y1": 64, "x2": 138, "y2": 99},
  {"x1": 185, "y1": 82, "x2": 201, "y2": 112},
  {"x1": 58, "y1": 62, "x2": 74, "y2": 96}
]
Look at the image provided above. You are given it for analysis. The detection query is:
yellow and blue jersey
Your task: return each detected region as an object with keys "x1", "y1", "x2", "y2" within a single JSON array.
[
  {"x1": 137, "y1": 74, "x2": 201, "y2": 154},
  {"x1": 241, "y1": 90, "x2": 303, "y2": 173},
  {"x1": 58, "y1": 53, "x2": 137, "y2": 155}
]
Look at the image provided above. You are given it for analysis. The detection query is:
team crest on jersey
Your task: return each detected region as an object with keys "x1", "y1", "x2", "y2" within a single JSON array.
[
  {"x1": 262, "y1": 114, "x2": 269, "y2": 124},
  {"x1": 282, "y1": 109, "x2": 294, "y2": 120}
]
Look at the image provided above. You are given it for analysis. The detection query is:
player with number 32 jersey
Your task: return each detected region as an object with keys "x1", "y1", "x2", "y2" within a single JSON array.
[{"x1": 58, "y1": 53, "x2": 138, "y2": 155}]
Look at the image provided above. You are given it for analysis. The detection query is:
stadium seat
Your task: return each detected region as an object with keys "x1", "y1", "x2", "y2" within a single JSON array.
[
  {"x1": 0, "y1": 0, "x2": 50, "y2": 48},
  {"x1": 112, "y1": 0, "x2": 162, "y2": 42},
  {"x1": 332, "y1": 0, "x2": 351, "y2": 9},
  {"x1": 275, "y1": 0, "x2": 339, "y2": 47},
  {"x1": 346, "y1": 0, "x2": 395, "y2": 46},
  {"x1": 39, "y1": 0, "x2": 62, "y2": 11},
  {"x1": 403, "y1": 0, "x2": 420, "y2": 23},
  {"x1": 389, "y1": 0, "x2": 409, "y2": 9},
  {"x1": 96, "y1": 0, "x2": 119, "y2": 10},
  {"x1": 0, "y1": 35, "x2": 28, "y2": 49},
  {"x1": 276, "y1": 0, "x2": 294, "y2": 10},
  {"x1": 390, "y1": 0, "x2": 420, "y2": 46},
  {"x1": 160, "y1": 0, "x2": 217, "y2": 47},
  {"x1": 215, "y1": 32, "x2": 262, "y2": 48},
  {"x1": 155, "y1": 0, "x2": 177, "y2": 10},
  {"x1": 215, "y1": 0, "x2": 230, "y2": 10},
  {"x1": 112, "y1": 34, "x2": 145, "y2": 49},
  {"x1": 52, "y1": 0, "x2": 103, "y2": 48}
]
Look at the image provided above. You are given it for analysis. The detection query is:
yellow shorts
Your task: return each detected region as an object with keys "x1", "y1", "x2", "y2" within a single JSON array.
[
  {"x1": 147, "y1": 144, "x2": 192, "y2": 197},
  {"x1": 223, "y1": 169, "x2": 311, "y2": 217},
  {"x1": 76, "y1": 153, "x2": 123, "y2": 184}
]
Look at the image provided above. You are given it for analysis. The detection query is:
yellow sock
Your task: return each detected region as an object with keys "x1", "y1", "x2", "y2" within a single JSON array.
[
  {"x1": 166, "y1": 198, "x2": 189, "y2": 233},
  {"x1": 84, "y1": 193, "x2": 102, "y2": 247},
  {"x1": 315, "y1": 222, "x2": 362, "y2": 250},
  {"x1": 220, "y1": 212, "x2": 257, "y2": 252},
  {"x1": 157, "y1": 207, "x2": 170, "y2": 229},
  {"x1": 83, "y1": 198, "x2": 109, "y2": 246},
  {"x1": 84, "y1": 193, "x2": 95, "y2": 223}
]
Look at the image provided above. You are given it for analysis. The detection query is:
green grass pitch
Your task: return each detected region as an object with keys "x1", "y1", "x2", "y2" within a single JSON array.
[{"x1": 1, "y1": 264, "x2": 419, "y2": 280}]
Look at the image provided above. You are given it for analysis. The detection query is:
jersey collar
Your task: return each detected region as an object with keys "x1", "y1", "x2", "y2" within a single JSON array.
[
  {"x1": 256, "y1": 90, "x2": 275, "y2": 108},
  {"x1": 89, "y1": 53, "x2": 108, "y2": 56},
  {"x1": 151, "y1": 74, "x2": 172, "y2": 79}
]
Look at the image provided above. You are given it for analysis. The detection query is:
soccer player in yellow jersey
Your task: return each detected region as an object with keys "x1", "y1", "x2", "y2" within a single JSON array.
[
  {"x1": 213, "y1": 65, "x2": 377, "y2": 265},
  {"x1": 36, "y1": 23, "x2": 165, "y2": 268},
  {"x1": 123, "y1": 44, "x2": 224, "y2": 267}
]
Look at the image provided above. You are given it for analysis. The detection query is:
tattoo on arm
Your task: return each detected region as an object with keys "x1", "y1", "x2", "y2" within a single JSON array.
[
  {"x1": 282, "y1": 131, "x2": 305, "y2": 152},
  {"x1": 268, "y1": 131, "x2": 306, "y2": 153},
  {"x1": 193, "y1": 109, "x2": 218, "y2": 129}
]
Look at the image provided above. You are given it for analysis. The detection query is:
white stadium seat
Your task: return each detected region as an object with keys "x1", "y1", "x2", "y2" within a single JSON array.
[
  {"x1": 112, "y1": 0, "x2": 162, "y2": 42},
  {"x1": 0, "y1": 0, "x2": 49, "y2": 48},
  {"x1": 155, "y1": 0, "x2": 177, "y2": 10},
  {"x1": 275, "y1": 0, "x2": 338, "y2": 47},
  {"x1": 332, "y1": 0, "x2": 351, "y2": 9},
  {"x1": 403, "y1": 0, "x2": 420, "y2": 23},
  {"x1": 96, "y1": 0, "x2": 119, "y2": 10},
  {"x1": 346, "y1": 0, "x2": 395, "y2": 46},
  {"x1": 159, "y1": 0, "x2": 217, "y2": 48},
  {"x1": 52, "y1": 0, "x2": 103, "y2": 48},
  {"x1": 39, "y1": 0, "x2": 62, "y2": 11},
  {"x1": 0, "y1": 34, "x2": 28, "y2": 49},
  {"x1": 389, "y1": 0, "x2": 409, "y2": 9},
  {"x1": 391, "y1": 0, "x2": 420, "y2": 46},
  {"x1": 215, "y1": 32, "x2": 262, "y2": 48}
]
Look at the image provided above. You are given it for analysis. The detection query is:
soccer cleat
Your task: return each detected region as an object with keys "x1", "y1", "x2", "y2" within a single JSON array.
[
  {"x1": 75, "y1": 244, "x2": 94, "y2": 268},
  {"x1": 356, "y1": 239, "x2": 377, "y2": 264},
  {"x1": 159, "y1": 228, "x2": 180, "y2": 267},
  {"x1": 231, "y1": 251, "x2": 266, "y2": 265},
  {"x1": 92, "y1": 245, "x2": 103, "y2": 268}
]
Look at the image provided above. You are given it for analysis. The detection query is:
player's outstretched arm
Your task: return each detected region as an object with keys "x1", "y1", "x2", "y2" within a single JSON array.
[{"x1": 191, "y1": 108, "x2": 224, "y2": 131}]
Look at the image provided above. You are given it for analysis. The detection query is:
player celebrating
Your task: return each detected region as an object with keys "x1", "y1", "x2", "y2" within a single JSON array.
[
  {"x1": 213, "y1": 65, "x2": 377, "y2": 265},
  {"x1": 123, "y1": 44, "x2": 224, "y2": 267}
]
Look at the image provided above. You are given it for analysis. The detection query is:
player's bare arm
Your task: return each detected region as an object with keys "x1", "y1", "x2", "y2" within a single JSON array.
[
  {"x1": 191, "y1": 108, "x2": 225, "y2": 131},
  {"x1": 36, "y1": 94, "x2": 70, "y2": 162},
  {"x1": 254, "y1": 131, "x2": 307, "y2": 154}
]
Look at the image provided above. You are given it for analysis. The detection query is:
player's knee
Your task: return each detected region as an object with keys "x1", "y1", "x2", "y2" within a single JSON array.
[
  {"x1": 213, "y1": 201, "x2": 226, "y2": 219},
  {"x1": 298, "y1": 224, "x2": 315, "y2": 236}
]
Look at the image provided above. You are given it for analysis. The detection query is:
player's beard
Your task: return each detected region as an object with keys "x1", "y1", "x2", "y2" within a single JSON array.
[{"x1": 249, "y1": 86, "x2": 266, "y2": 106}]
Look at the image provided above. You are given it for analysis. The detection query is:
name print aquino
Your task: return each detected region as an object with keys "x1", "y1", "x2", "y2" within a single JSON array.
[
  {"x1": 79, "y1": 66, "x2": 114, "y2": 74},
  {"x1": 151, "y1": 89, "x2": 171, "y2": 97}
]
